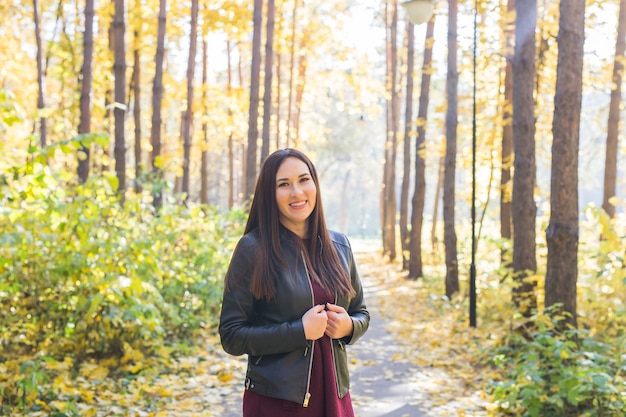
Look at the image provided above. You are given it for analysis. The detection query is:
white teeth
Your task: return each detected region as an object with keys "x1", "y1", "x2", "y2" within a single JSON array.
[{"x1": 290, "y1": 201, "x2": 306, "y2": 208}]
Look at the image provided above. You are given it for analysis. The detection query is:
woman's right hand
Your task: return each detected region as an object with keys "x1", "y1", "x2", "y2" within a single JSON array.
[{"x1": 302, "y1": 304, "x2": 328, "y2": 340}]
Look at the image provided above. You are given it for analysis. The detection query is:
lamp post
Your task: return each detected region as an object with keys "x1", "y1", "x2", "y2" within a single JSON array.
[
  {"x1": 400, "y1": 0, "x2": 435, "y2": 24},
  {"x1": 402, "y1": 0, "x2": 478, "y2": 328}
]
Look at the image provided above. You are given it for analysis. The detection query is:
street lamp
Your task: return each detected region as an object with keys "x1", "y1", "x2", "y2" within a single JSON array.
[
  {"x1": 400, "y1": 0, "x2": 435, "y2": 25},
  {"x1": 402, "y1": 0, "x2": 478, "y2": 328}
]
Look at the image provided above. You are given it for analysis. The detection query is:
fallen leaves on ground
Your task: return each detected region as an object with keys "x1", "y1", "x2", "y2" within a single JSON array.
[{"x1": 1, "y1": 338, "x2": 247, "y2": 417}]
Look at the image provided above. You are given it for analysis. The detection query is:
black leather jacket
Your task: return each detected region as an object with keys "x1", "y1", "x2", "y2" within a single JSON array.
[{"x1": 219, "y1": 228, "x2": 370, "y2": 406}]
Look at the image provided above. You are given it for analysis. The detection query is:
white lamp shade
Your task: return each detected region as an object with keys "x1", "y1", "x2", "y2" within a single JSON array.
[{"x1": 401, "y1": 0, "x2": 435, "y2": 25}]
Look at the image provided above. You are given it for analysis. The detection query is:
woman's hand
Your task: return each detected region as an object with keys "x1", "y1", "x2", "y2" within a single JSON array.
[
  {"x1": 325, "y1": 303, "x2": 354, "y2": 339},
  {"x1": 302, "y1": 304, "x2": 328, "y2": 340}
]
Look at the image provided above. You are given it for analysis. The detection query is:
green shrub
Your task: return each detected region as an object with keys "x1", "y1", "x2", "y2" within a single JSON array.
[
  {"x1": 488, "y1": 309, "x2": 626, "y2": 417},
  {"x1": 0, "y1": 151, "x2": 245, "y2": 361}
]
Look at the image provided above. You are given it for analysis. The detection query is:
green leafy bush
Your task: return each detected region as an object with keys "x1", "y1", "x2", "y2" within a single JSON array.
[
  {"x1": 0, "y1": 150, "x2": 245, "y2": 361},
  {"x1": 489, "y1": 308, "x2": 626, "y2": 417}
]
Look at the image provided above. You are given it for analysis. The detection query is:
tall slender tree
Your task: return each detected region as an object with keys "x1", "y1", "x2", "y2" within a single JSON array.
[
  {"x1": 227, "y1": 39, "x2": 235, "y2": 209},
  {"x1": 33, "y1": 0, "x2": 47, "y2": 148},
  {"x1": 131, "y1": 21, "x2": 142, "y2": 193},
  {"x1": 286, "y1": 0, "x2": 299, "y2": 148},
  {"x1": 545, "y1": 0, "x2": 586, "y2": 330},
  {"x1": 382, "y1": 0, "x2": 399, "y2": 261},
  {"x1": 512, "y1": 0, "x2": 537, "y2": 316},
  {"x1": 151, "y1": 0, "x2": 167, "y2": 210},
  {"x1": 245, "y1": 0, "x2": 263, "y2": 199},
  {"x1": 500, "y1": 0, "x2": 515, "y2": 260},
  {"x1": 400, "y1": 19, "x2": 415, "y2": 271},
  {"x1": 77, "y1": 0, "x2": 95, "y2": 182},
  {"x1": 602, "y1": 0, "x2": 626, "y2": 220},
  {"x1": 181, "y1": 0, "x2": 199, "y2": 202},
  {"x1": 409, "y1": 14, "x2": 436, "y2": 279},
  {"x1": 261, "y1": 0, "x2": 276, "y2": 163},
  {"x1": 113, "y1": 0, "x2": 127, "y2": 200},
  {"x1": 200, "y1": 34, "x2": 209, "y2": 206},
  {"x1": 292, "y1": 29, "x2": 308, "y2": 147},
  {"x1": 444, "y1": 0, "x2": 459, "y2": 298}
]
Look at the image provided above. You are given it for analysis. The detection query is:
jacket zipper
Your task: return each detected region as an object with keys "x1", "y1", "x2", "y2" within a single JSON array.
[
  {"x1": 301, "y1": 250, "x2": 315, "y2": 407},
  {"x1": 330, "y1": 291, "x2": 341, "y2": 397}
]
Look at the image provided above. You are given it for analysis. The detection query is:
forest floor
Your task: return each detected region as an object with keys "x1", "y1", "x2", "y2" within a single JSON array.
[{"x1": 8, "y1": 239, "x2": 496, "y2": 417}]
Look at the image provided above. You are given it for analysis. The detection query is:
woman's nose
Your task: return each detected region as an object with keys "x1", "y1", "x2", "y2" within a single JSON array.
[{"x1": 290, "y1": 184, "x2": 302, "y2": 196}]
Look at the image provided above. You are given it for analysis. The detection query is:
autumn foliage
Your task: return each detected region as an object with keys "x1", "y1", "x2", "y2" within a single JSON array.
[{"x1": 0, "y1": 142, "x2": 244, "y2": 414}]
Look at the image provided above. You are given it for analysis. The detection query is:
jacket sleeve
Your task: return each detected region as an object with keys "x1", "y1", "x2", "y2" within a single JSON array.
[
  {"x1": 342, "y1": 236, "x2": 370, "y2": 345},
  {"x1": 218, "y1": 235, "x2": 308, "y2": 357}
]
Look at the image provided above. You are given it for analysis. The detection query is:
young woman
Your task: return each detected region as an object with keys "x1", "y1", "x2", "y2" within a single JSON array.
[{"x1": 219, "y1": 148, "x2": 370, "y2": 416}]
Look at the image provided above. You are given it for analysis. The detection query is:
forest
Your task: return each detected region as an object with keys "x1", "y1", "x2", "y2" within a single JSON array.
[{"x1": 0, "y1": 0, "x2": 625, "y2": 415}]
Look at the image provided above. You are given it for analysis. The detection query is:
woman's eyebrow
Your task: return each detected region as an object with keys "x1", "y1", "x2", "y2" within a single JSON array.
[{"x1": 276, "y1": 172, "x2": 310, "y2": 182}]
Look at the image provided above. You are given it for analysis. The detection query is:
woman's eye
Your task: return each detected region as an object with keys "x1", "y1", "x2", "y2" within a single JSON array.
[
  {"x1": 278, "y1": 182, "x2": 289, "y2": 187},
  {"x1": 300, "y1": 177, "x2": 310, "y2": 183}
]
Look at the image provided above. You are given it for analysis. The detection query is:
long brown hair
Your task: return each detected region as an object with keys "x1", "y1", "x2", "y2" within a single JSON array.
[{"x1": 242, "y1": 148, "x2": 355, "y2": 300}]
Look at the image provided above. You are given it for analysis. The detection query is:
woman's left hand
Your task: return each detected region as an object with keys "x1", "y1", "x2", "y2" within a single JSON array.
[{"x1": 324, "y1": 303, "x2": 354, "y2": 339}]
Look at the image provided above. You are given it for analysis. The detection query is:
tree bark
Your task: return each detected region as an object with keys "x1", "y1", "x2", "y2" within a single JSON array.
[
  {"x1": 400, "y1": 20, "x2": 414, "y2": 271},
  {"x1": 33, "y1": 0, "x2": 47, "y2": 148},
  {"x1": 292, "y1": 33, "x2": 308, "y2": 148},
  {"x1": 602, "y1": 0, "x2": 626, "y2": 220},
  {"x1": 382, "y1": 0, "x2": 399, "y2": 261},
  {"x1": 227, "y1": 39, "x2": 235, "y2": 208},
  {"x1": 113, "y1": 0, "x2": 126, "y2": 201},
  {"x1": 77, "y1": 0, "x2": 94, "y2": 182},
  {"x1": 512, "y1": 0, "x2": 537, "y2": 316},
  {"x1": 245, "y1": 0, "x2": 263, "y2": 199},
  {"x1": 409, "y1": 14, "x2": 435, "y2": 279},
  {"x1": 181, "y1": 0, "x2": 199, "y2": 202},
  {"x1": 545, "y1": 0, "x2": 585, "y2": 330},
  {"x1": 500, "y1": 0, "x2": 514, "y2": 259},
  {"x1": 261, "y1": 0, "x2": 275, "y2": 163},
  {"x1": 286, "y1": 0, "x2": 299, "y2": 148},
  {"x1": 444, "y1": 0, "x2": 459, "y2": 298},
  {"x1": 431, "y1": 153, "x2": 444, "y2": 252},
  {"x1": 132, "y1": 27, "x2": 142, "y2": 193},
  {"x1": 200, "y1": 36, "x2": 209, "y2": 206},
  {"x1": 151, "y1": 0, "x2": 167, "y2": 210}
]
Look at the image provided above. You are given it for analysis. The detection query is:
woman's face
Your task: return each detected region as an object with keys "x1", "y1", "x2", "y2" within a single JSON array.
[{"x1": 275, "y1": 157, "x2": 317, "y2": 238}]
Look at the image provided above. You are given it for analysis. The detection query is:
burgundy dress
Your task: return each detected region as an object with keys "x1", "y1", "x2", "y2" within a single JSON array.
[{"x1": 242, "y1": 279, "x2": 354, "y2": 417}]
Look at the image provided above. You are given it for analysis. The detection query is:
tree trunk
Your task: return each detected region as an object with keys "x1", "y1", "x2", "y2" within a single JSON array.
[
  {"x1": 382, "y1": 0, "x2": 399, "y2": 262},
  {"x1": 33, "y1": 0, "x2": 47, "y2": 148},
  {"x1": 286, "y1": 0, "x2": 299, "y2": 148},
  {"x1": 181, "y1": 0, "x2": 199, "y2": 203},
  {"x1": 113, "y1": 0, "x2": 126, "y2": 201},
  {"x1": 132, "y1": 27, "x2": 142, "y2": 193},
  {"x1": 261, "y1": 0, "x2": 275, "y2": 163},
  {"x1": 512, "y1": 0, "x2": 537, "y2": 316},
  {"x1": 200, "y1": 36, "x2": 209, "y2": 206},
  {"x1": 431, "y1": 153, "x2": 444, "y2": 252},
  {"x1": 292, "y1": 33, "x2": 308, "y2": 148},
  {"x1": 151, "y1": 0, "x2": 167, "y2": 210},
  {"x1": 603, "y1": 0, "x2": 626, "y2": 220},
  {"x1": 275, "y1": 42, "x2": 282, "y2": 150},
  {"x1": 400, "y1": 20, "x2": 414, "y2": 271},
  {"x1": 227, "y1": 39, "x2": 235, "y2": 209},
  {"x1": 500, "y1": 0, "x2": 514, "y2": 260},
  {"x1": 340, "y1": 170, "x2": 351, "y2": 233},
  {"x1": 245, "y1": 0, "x2": 263, "y2": 199},
  {"x1": 545, "y1": 0, "x2": 585, "y2": 330},
  {"x1": 444, "y1": 0, "x2": 459, "y2": 298},
  {"x1": 409, "y1": 14, "x2": 435, "y2": 279},
  {"x1": 77, "y1": 0, "x2": 94, "y2": 182}
]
